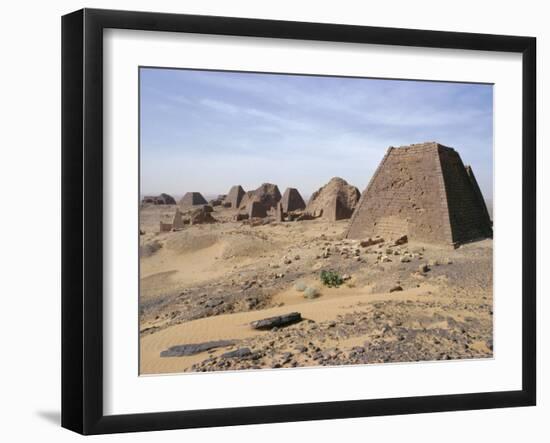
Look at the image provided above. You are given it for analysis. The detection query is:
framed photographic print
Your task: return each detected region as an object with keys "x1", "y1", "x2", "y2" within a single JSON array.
[{"x1": 61, "y1": 8, "x2": 536, "y2": 435}]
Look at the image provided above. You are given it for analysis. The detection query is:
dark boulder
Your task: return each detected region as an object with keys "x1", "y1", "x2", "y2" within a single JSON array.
[
  {"x1": 160, "y1": 340, "x2": 236, "y2": 357},
  {"x1": 250, "y1": 312, "x2": 302, "y2": 330},
  {"x1": 221, "y1": 348, "x2": 252, "y2": 359}
]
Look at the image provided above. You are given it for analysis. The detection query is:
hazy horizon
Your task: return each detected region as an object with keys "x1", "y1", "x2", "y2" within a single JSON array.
[{"x1": 140, "y1": 68, "x2": 493, "y2": 201}]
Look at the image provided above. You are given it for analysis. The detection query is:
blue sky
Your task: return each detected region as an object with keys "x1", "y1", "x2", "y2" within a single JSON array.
[{"x1": 140, "y1": 68, "x2": 493, "y2": 201}]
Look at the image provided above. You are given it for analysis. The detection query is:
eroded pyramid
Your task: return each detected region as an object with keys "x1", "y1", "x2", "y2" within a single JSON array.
[
  {"x1": 239, "y1": 183, "x2": 281, "y2": 211},
  {"x1": 306, "y1": 177, "x2": 360, "y2": 221}
]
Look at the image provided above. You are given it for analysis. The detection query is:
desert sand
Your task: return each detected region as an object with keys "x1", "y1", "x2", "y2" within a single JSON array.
[{"x1": 139, "y1": 203, "x2": 493, "y2": 375}]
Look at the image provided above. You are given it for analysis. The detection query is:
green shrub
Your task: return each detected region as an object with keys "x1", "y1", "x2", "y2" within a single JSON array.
[{"x1": 320, "y1": 270, "x2": 344, "y2": 287}]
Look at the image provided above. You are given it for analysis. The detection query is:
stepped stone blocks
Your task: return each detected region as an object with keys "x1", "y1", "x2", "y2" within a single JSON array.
[
  {"x1": 179, "y1": 192, "x2": 208, "y2": 207},
  {"x1": 346, "y1": 142, "x2": 493, "y2": 246},
  {"x1": 281, "y1": 187, "x2": 306, "y2": 212},
  {"x1": 248, "y1": 201, "x2": 268, "y2": 218},
  {"x1": 225, "y1": 185, "x2": 246, "y2": 209}
]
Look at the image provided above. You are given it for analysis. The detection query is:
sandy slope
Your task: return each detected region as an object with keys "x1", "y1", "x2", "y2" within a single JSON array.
[
  {"x1": 140, "y1": 283, "x2": 441, "y2": 374},
  {"x1": 139, "y1": 204, "x2": 493, "y2": 374}
]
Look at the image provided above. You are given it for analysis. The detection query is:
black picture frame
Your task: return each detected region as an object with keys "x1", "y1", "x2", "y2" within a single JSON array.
[{"x1": 61, "y1": 8, "x2": 536, "y2": 435}]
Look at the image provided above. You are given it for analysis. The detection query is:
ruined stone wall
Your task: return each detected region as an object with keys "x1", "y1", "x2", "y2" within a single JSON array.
[
  {"x1": 439, "y1": 150, "x2": 493, "y2": 243},
  {"x1": 346, "y1": 143, "x2": 453, "y2": 243}
]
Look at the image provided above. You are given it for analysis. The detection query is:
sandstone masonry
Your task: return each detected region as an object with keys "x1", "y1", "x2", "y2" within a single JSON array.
[{"x1": 346, "y1": 142, "x2": 493, "y2": 246}]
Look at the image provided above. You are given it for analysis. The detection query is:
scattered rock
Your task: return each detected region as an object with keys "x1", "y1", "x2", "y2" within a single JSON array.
[
  {"x1": 280, "y1": 352, "x2": 293, "y2": 364},
  {"x1": 221, "y1": 348, "x2": 252, "y2": 359},
  {"x1": 360, "y1": 237, "x2": 385, "y2": 247},
  {"x1": 205, "y1": 298, "x2": 224, "y2": 308},
  {"x1": 389, "y1": 285, "x2": 403, "y2": 293},
  {"x1": 394, "y1": 235, "x2": 408, "y2": 246},
  {"x1": 250, "y1": 312, "x2": 302, "y2": 330},
  {"x1": 160, "y1": 340, "x2": 236, "y2": 357},
  {"x1": 419, "y1": 263, "x2": 431, "y2": 273}
]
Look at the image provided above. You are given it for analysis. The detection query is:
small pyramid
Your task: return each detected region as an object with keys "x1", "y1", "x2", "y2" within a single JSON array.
[
  {"x1": 225, "y1": 185, "x2": 246, "y2": 209},
  {"x1": 346, "y1": 142, "x2": 493, "y2": 246},
  {"x1": 281, "y1": 187, "x2": 306, "y2": 212},
  {"x1": 179, "y1": 192, "x2": 208, "y2": 207}
]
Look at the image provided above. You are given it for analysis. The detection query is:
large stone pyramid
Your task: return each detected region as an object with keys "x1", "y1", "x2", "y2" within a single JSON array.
[
  {"x1": 346, "y1": 142, "x2": 493, "y2": 246},
  {"x1": 225, "y1": 185, "x2": 245, "y2": 209},
  {"x1": 179, "y1": 192, "x2": 207, "y2": 208},
  {"x1": 281, "y1": 187, "x2": 306, "y2": 212}
]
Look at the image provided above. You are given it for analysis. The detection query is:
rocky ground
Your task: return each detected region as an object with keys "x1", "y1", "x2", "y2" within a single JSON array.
[{"x1": 139, "y1": 204, "x2": 493, "y2": 374}]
